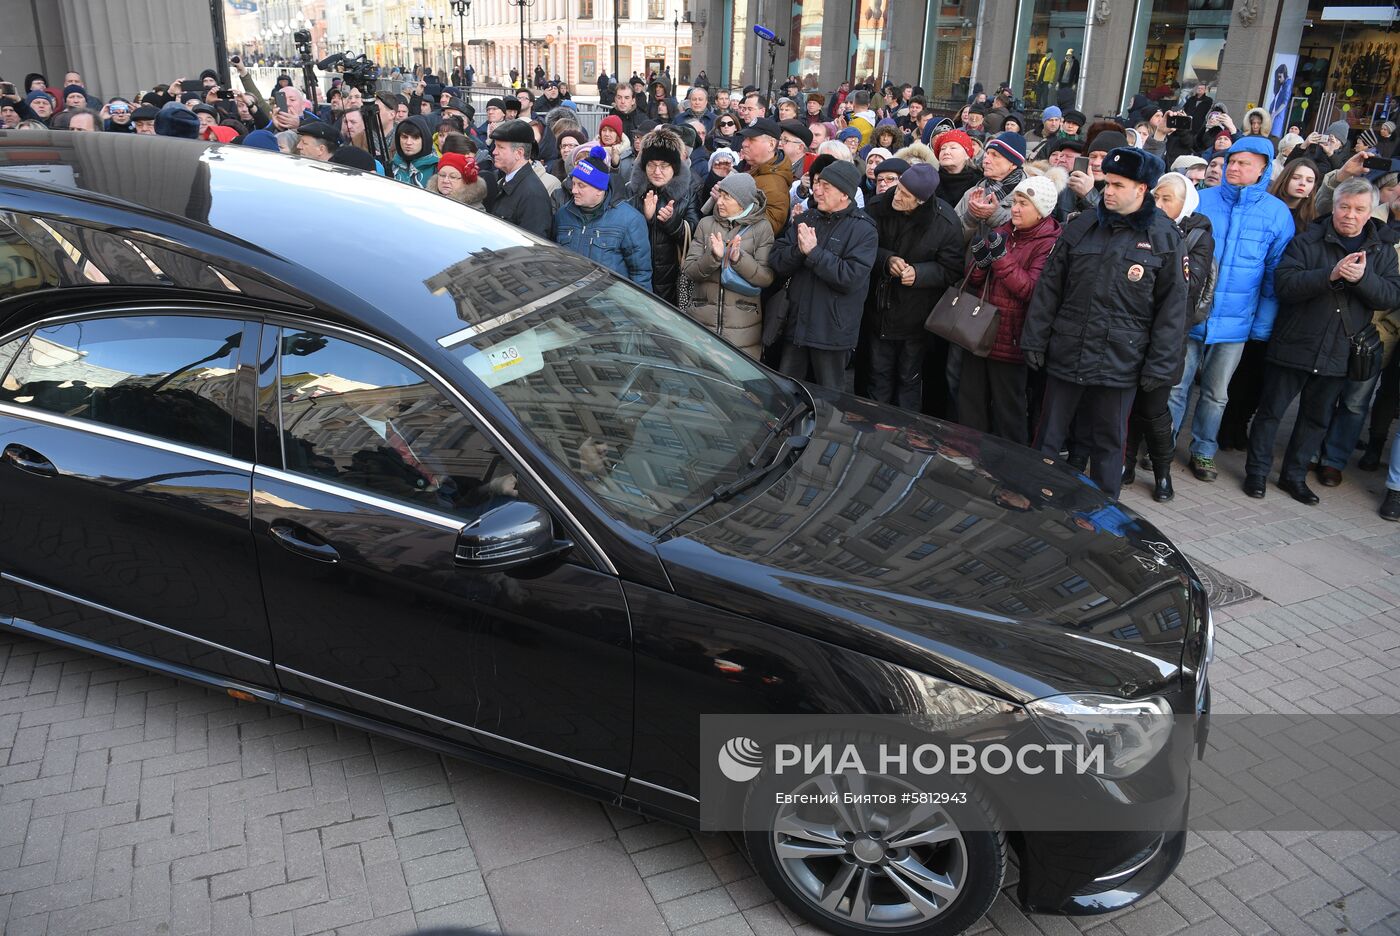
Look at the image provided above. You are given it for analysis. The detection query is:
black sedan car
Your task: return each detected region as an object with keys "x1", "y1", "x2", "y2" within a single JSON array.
[{"x1": 0, "y1": 131, "x2": 1210, "y2": 936}]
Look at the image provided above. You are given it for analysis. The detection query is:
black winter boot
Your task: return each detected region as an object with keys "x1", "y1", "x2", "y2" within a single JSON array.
[
  {"x1": 1122, "y1": 416, "x2": 1143, "y2": 487},
  {"x1": 1145, "y1": 408, "x2": 1177, "y2": 502}
]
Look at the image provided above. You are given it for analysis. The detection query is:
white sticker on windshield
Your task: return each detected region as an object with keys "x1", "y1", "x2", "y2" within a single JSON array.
[{"x1": 466, "y1": 328, "x2": 542, "y2": 388}]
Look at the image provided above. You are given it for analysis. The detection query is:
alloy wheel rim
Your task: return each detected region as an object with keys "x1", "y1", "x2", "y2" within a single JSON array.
[{"x1": 770, "y1": 772, "x2": 968, "y2": 929}]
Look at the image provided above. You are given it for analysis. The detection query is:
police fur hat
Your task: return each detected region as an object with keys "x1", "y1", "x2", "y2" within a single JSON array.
[{"x1": 1100, "y1": 146, "x2": 1164, "y2": 188}]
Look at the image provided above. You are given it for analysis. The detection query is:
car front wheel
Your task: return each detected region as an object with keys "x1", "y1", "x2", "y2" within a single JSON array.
[{"x1": 743, "y1": 771, "x2": 1005, "y2": 936}]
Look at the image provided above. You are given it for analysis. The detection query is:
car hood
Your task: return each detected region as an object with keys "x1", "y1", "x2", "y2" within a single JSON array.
[{"x1": 655, "y1": 392, "x2": 1201, "y2": 705}]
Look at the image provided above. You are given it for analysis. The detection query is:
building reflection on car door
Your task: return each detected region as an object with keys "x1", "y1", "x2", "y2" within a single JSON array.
[
  {"x1": 250, "y1": 326, "x2": 632, "y2": 793},
  {"x1": 0, "y1": 314, "x2": 276, "y2": 687}
]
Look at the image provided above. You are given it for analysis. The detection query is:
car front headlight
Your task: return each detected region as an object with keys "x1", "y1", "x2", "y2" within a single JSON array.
[{"x1": 1027, "y1": 694, "x2": 1174, "y2": 779}]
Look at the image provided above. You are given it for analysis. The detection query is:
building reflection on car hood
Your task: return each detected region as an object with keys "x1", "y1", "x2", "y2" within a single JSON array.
[{"x1": 657, "y1": 392, "x2": 1196, "y2": 702}]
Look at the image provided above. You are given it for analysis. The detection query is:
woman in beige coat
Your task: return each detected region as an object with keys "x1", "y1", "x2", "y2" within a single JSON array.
[{"x1": 681, "y1": 172, "x2": 775, "y2": 358}]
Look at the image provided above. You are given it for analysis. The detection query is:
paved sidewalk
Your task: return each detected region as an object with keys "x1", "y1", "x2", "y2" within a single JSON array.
[{"x1": 0, "y1": 440, "x2": 1397, "y2": 935}]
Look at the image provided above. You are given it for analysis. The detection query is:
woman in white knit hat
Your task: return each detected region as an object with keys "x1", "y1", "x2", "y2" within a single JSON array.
[{"x1": 958, "y1": 174, "x2": 1063, "y2": 443}]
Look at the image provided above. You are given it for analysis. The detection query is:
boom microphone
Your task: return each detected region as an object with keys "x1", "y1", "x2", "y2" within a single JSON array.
[{"x1": 752, "y1": 25, "x2": 785, "y2": 46}]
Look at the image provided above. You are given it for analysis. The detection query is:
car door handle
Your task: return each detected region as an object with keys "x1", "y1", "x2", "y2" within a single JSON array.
[
  {"x1": 2, "y1": 444, "x2": 57, "y2": 478},
  {"x1": 268, "y1": 523, "x2": 340, "y2": 563}
]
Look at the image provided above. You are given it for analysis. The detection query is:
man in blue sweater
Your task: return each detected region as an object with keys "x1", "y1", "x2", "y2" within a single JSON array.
[{"x1": 1168, "y1": 136, "x2": 1294, "y2": 482}]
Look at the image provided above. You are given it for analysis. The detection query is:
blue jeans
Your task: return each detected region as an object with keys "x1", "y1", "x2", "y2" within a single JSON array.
[
  {"x1": 1389, "y1": 429, "x2": 1400, "y2": 491},
  {"x1": 1320, "y1": 370, "x2": 1383, "y2": 470},
  {"x1": 1168, "y1": 339, "x2": 1246, "y2": 459}
]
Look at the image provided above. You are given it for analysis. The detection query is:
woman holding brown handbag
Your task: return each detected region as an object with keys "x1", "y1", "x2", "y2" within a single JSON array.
[{"x1": 956, "y1": 176, "x2": 1062, "y2": 444}]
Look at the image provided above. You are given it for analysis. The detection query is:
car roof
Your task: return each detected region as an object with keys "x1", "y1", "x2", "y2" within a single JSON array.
[{"x1": 0, "y1": 130, "x2": 579, "y2": 357}]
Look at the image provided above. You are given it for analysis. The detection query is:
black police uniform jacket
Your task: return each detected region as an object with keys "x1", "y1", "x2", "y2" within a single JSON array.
[
  {"x1": 488, "y1": 164, "x2": 555, "y2": 240},
  {"x1": 1021, "y1": 196, "x2": 1189, "y2": 390}
]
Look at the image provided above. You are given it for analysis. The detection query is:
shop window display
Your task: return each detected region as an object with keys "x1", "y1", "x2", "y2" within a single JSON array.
[
  {"x1": 1292, "y1": 7, "x2": 1400, "y2": 133},
  {"x1": 1014, "y1": 0, "x2": 1084, "y2": 111}
]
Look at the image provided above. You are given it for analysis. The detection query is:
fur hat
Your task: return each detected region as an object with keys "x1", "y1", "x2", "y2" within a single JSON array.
[
  {"x1": 1012, "y1": 175, "x2": 1058, "y2": 219},
  {"x1": 893, "y1": 142, "x2": 937, "y2": 165},
  {"x1": 638, "y1": 124, "x2": 685, "y2": 174},
  {"x1": 1100, "y1": 146, "x2": 1165, "y2": 188},
  {"x1": 1062, "y1": 109, "x2": 1088, "y2": 127}
]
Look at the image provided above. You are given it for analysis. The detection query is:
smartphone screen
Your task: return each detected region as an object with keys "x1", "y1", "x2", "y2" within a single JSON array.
[
  {"x1": 1364, "y1": 156, "x2": 1393, "y2": 171},
  {"x1": 273, "y1": 88, "x2": 289, "y2": 113},
  {"x1": 1073, "y1": 156, "x2": 1090, "y2": 175}
]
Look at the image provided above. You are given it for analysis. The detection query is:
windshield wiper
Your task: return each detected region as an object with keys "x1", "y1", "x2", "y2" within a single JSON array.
[
  {"x1": 654, "y1": 431, "x2": 810, "y2": 540},
  {"x1": 745, "y1": 394, "x2": 814, "y2": 471}
]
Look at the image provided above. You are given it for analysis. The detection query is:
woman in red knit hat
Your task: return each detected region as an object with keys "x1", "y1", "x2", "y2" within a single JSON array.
[{"x1": 430, "y1": 152, "x2": 487, "y2": 207}]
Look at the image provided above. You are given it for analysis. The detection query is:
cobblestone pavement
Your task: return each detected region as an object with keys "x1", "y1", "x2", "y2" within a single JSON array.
[{"x1": 1, "y1": 436, "x2": 1398, "y2": 936}]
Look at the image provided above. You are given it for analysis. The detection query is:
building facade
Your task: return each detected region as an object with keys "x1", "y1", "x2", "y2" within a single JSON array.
[
  {"x1": 454, "y1": 0, "x2": 696, "y2": 89},
  {"x1": 690, "y1": 0, "x2": 1399, "y2": 134},
  {"x1": 1, "y1": 0, "x2": 1394, "y2": 134}
]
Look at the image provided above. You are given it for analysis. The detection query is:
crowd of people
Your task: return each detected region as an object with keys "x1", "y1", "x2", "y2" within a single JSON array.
[{"x1": 6, "y1": 65, "x2": 1400, "y2": 519}]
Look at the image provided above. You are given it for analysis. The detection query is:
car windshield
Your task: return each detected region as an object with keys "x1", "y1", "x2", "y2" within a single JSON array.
[{"x1": 447, "y1": 275, "x2": 797, "y2": 536}]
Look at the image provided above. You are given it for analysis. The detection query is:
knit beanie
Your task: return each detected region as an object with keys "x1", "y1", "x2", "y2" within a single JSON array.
[
  {"x1": 1041, "y1": 105, "x2": 1062, "y2": 120},
  {"x1": 984, "y1": 132, "x2": 1027, "y2": 166},
  {"x1": 438, "y1": 151, "x2": 480, "y2": 184},
  {"x1": 932, "y1": 130, "x2": 976, "y2": 161},
  {"x1": 819, "y1": 159, "x2": 862, "y2": 198},
  {"x1": 714, "y1": 170, "x2": 758, "y2": 210},
  {"x1": 600, "y1": 114, "x2": 624, "y2": 137},
  {"x1": 1012, "y1": 176, "x2": 1058, "y2": 219},
  {"x1": 709, "y1": 147, "x2": 737, "y2": 169},
  {"x1": 899, "y1": 162, "x2": 939, "y2": 201},
  {"x1": 571, "y1": 145, "x2": 612, "y2": 191}
]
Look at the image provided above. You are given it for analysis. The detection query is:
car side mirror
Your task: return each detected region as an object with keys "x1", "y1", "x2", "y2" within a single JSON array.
[{"x1": 454, "y1": 499, "x2": 572, "y2": 571}]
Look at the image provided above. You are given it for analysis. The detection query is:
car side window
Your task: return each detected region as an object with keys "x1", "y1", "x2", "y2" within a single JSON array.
[
  {"x1": 277, "y1": 330, "x2": 516, "y2": 519},
  {"x1": 0, "y1": 316, "x2": 245, "y2": 456}
]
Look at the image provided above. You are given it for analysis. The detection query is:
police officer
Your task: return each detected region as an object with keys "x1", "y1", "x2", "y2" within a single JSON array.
[{"x1": 1020, "y1": 147, "x2": 1188, "y2": 498}]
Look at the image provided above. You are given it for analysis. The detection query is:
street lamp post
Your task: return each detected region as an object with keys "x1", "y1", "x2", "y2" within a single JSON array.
[
  {"x1": 673, "y1": 12, "x2": 678, "y2": 80},
  {"x1": 409, "y1": 6, "x2": 434, "y2": 75},
  {"x1": 438, "y1": 22, "x2": 448, "y2": 76},
  {"x1": 613, "y1": 0, "x2": 620, "y2": 81},
  {"x1": 509, "y1": 0, "x2": 534, "y2": 88},
  {"x1": 451, "y1": 0, "x2": 471, "y2": 85}
]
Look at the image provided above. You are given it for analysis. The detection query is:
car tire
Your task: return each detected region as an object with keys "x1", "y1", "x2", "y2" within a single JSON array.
[{"x1": 739, "y1": 740, "x2": 1006, "y2": 936}]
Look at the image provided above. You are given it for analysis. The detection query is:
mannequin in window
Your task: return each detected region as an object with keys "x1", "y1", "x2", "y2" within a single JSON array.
[
  {"x1": 1058, "y1": 49, "x2": 1079, "y2": 108},
  {"x1": 1036, "y1": 48, "x2": 1057, "y2": 107}
]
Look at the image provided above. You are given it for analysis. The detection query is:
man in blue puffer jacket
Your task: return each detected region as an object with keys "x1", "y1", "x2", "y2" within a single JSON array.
[
  {"x1": 554, "y1": 148, "x2": 653, "y2": 290},
  {"x1": 1167, "y1": 135, "x2": 1294, "y2": 482}
]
